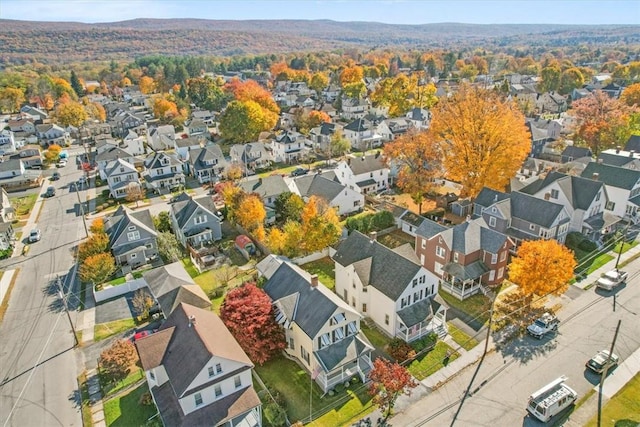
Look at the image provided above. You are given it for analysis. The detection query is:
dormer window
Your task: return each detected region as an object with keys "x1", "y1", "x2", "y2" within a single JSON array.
[{"x1": 330, "y1": 313, "x2": 346, "y2": 325}]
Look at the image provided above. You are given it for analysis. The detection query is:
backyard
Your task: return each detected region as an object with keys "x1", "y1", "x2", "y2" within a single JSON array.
[
  {"x1": 300, "y1": 257, "x2": 335, "y2": 290},
  {"x1": 9, "y1": 193, "x2": 38, "y2": 217},
  {"x1": 255, "y1": 355, "x2": 373, "y2": 426},
  {"x1": 377, "y1": 229, "x2": 415, "y2": 249}
]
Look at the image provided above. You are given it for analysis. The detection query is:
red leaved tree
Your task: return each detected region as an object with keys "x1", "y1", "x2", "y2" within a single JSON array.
[
  {"x1": 219, "y1": 283, "x2": 285, "y2": 365},
  {"x1": 368, "y1": 358, "x2": 418, "y2": 420}
]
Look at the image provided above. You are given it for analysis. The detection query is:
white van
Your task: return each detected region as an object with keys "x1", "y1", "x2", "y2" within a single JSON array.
[{"x1": 527, "y1": 376, "x2": 577, "y2": 422}]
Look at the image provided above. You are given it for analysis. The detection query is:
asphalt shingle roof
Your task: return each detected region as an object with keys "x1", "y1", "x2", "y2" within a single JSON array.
[
  {"x1": 581, "y1": 162, "x2": 640, "y2": 190},
  {"x1": 510, "y1": 191, "x2": 565, "y2": 228}
]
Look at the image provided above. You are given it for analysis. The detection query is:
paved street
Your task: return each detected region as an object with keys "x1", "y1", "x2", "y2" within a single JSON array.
[
  {"x1": 0, "y1": 158, "x2": 88, "y2": 427},
  {"x1": 385, "y1": 260, "x2": 640, "y2": 427}
]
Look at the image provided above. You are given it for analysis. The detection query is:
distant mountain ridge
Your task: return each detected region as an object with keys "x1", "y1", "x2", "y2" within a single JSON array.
[{"x1": 0, "y1": 18, "x2": 638, "y2": 65}]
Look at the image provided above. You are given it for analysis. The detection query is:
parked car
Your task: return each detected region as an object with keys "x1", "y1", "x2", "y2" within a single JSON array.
[
  {"x1": 56, "y1": 159, "x2": 67, "y2": 168},
  {"x1": 527, "y1": 312, "x2": 559, "y2": 339},
  {"x1": 50, "y1": 172, "x2": 60, "y2": 181},
  {"x1": 586, "y1": 350, "x2": 619, "y2": 374},
  {"x1": 290, "y1": 167, "x2": 309, "y2": 177},
  {"x1": 44, "y1": 186, "x2": 56, "y2": 197},
  {"x1": 596, "y1": 269, "x2": 628, "y2": 291},
  {"x1": 77, "y1": 176, "x2": 88, "y2": 186},
  {"x1": 132, "y1": 329, "x2": 158, "y2": 342},
  {"x1": 28, "y1": 228, "x2": 41, "y2": 243}
]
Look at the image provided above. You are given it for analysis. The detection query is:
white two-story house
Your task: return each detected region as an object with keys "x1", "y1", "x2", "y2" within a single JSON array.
[
  {"x1": 581, "y1": 162, "x2": 640, "y2": 225},
  {"x1": 135, "y1": 303, "x2": 262, "y2": 427},
  {"x1": 104, "y1": 159, "x2": 141, "y2": 200},
  {"x1": 143, "y1": 151, "x2": 185, "y2": 193},
  {"x1": 270, "y1": 130, "x2": 311, "y2": 164}
]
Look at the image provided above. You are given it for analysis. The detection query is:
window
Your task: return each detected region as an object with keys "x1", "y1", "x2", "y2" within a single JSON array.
[
  {"x1": 346, "y1": 321, "x2": 358, "y2": 336},
  {"x1": 385, "y1": 314, "x2": 389, "y2": 325},
  {"x1": 215, "y1": 363, "x2": 222, "y2": 374},
  {"x1": 606, "y1": 201, "x2": 615, "y2": 211},
  {"x1": 489, "y1": 216, "x2": 496, "y2": 227},
  {"x1": 491, "y1": 253, "x2": 498, "y2": 264},
  {"x1": 500, "y1": 251, "x2": 507, "y2": 262},
  {"x1": 401, "y1": 297, "x2": 407, "y2": 308},
  {"x1": 362, "y1": 303, "x2": 367, "y2": 313},
  {"x1": 431, "y1": 284, "x2": 435, "y2": 294},
  {"x1": 234, "y1": 375, "x2": 242, "y2": 388},
  {"x1": 130, "y1": 253, "x2": 137, "y2": 259},
  {"x1": 421, "y1": 240, "x2": 426, "y2": 249},
  {"x1": 333, "y1": 327, "x2": 345, "y2": 342},
  {"x1": 127, "y1": 226, "x2": 136, "y2": 231},
  {"x1": 414, "y1": 292, "x2": 420, "y2": 303},
  {"x1": 550, "y1": 189, "x2": 559, "y2": 199},
  {"x1": 127, "y1": 230, "x2": 140, "y2": 241},
  {"x1": 214, "y1": 385, "x2": 222, "y2": 398},
  {"x1": 352, "y1": 297, "x2": 356, "y2": 307},
  {"x1": 149, "y1": 370, "x2": 155, "y2": 381},
  {"x1": 301, "y1": 347, "x2": 310, "y2": 363},
  {"x1": 194, "y1": 215, "x2": 207, "y2": 224},
  {"x1": 489, "y1": 270, "x2": 495, "y2": 281},
  {"x1": 343, "y1": 289, "x2": 348, "y2": 301},
  {"x1": 436, "y1": 246, "x2": 445, "y2": 258},
  {"x1": 596, "y1": 192, "x2": 601, "y2": 201},
  {"x1": 330, "y1": 313, "x2": 346, "y2": 325},
  {"x1": 419, "y1": 275, "x2": 425, "y2": 284},
  {"x1": 453, "y1": 252, "x2": 459, "y2": 263},
  {"x1": 319, "y1": 333, "x2": 331, "y2": 348},
  {"x1": 289, "y1": 337, "x2": 294, "y2": 350},
  {"x1": 113, "y1": 176, "x2": 121, "y2": 183},
  {"x1": 208, "y1": 366, "x2": 215, "y2": 377},
  {"x1": 529, "y1": 224, "x2": 536, "y2": 231},
  {"x1": 498, "y1": 267, "x2": 504, "y2": 279},
  {"x1": 195, "y1": 393, "x2": 203, "y2": 406},
  {"x1": 412, "y1": 278, "x2": 417, "y2": 288}
]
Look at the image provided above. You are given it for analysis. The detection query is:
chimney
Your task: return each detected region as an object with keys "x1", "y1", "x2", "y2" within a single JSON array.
[
  {"x1": 188, "y1": 315, "x2": 196, "y2": 327},
  {"x1": 258, "y1": 177, "x2": 262, "y2": 184},
  {"x1": 630, "y1": 150, "x2": 635, "y2": 157},
  {"x1": 616, "y1": 146, "x2": 621, "y2": 154},
  {"x1": 544, "y1": 192, "x2": 551, "y2": 201},
  {"x1": 369, "y1": 231, "x2": 377, "y2": 242},
  {"x1": 597, "y1": 158, "x2": 603, "y2": 164},
  {"x1": 592, "y1": 173, "x2": 599, "y2": 181},
  {"x1": 310, "y1": 274, "x2": 318, "y2": 288}
]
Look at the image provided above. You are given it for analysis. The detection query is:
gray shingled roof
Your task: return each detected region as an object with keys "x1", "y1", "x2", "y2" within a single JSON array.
[
  {"x1": 561, "y1": 146, "x2": 592, "y2": 160},
  {"x1": 143, "y1": 262, "x2": 210, "y2": 316},
  {"x1": 263, "y1": 262, "x2": 358, "y2": 338},
  {"x1": 625, "y1": 135, "x2": 640, "y2": 152},
  {"x1": 597, "y1": 152, "x2": 634, "y2": 167},
  {"x1": 397, "y1": 297, "x2": 435, "y2": 328},
  {"x1": 581, "y1": 162, "x2": 640, "y2": 190},
  {"x1": 520, "y1": 171, "x2": 603, "y2": 211},
  {"x1": 442, "y1": 260, "x2": 489, "y2": 280},
  {"x1": 333, "y1": 231, "x2": 422, "y2": 301},
  {"x1": 439, "y1": 218, "x2": 509, "y2": 255},
  {"x1": 293, "y1": 174, "x2": 346, "y2": 202},
  {"x1": 314, "y1": 334, "x2": 372, "y2": 372},
  {"x1": 238, "y1": 175, "x2": 290, "y2": 199},
  {"x1": 347, "y1": 154, "x2": 386, "y2": 175},
  {"x1": 510, "y1": 191, "x2": 565, "y2": 228},
  {"x1": 415, "y1": 218, "x2": 448, "y2": 239},
  {"x1": 171, "y1": 194, "x2": 220, "y2": 229},
  {"x1": 104, "y1": 207, "x2": 157, "y2": 251},
  {"x1": 344, "y1": 118, "x2": 370, "y2": 132},
  {"x1": 474, "y1": 187, "x2": 509, "y2": 209}
]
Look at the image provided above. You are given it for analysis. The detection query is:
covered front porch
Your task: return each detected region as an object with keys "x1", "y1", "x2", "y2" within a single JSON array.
[
  {"x1": 395, "y1": 296, "x2": 448, "y2": 342},
  {"x1": 439, "y1": 260, "x2": 489, "y2": 301},
  {"x1": 313, "y1": 333, "x2": 374, "y2": 393}
]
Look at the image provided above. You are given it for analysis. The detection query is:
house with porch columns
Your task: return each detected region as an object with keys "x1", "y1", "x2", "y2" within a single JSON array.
[{"x1": 333, "y1": 231, "x2": 446, "y2": 342}]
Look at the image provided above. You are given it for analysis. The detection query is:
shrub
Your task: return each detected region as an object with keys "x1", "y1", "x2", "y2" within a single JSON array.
[
  {"x1": 578, "y1": 239, "x2": 597, "y2": 252},
  {"x1": 139, "y1": 392, "x2": 153, "y2": 406},
  {"x1": 263, "y1": 402, "x2": 287, "y2": 427},
  {"x1": 411, "y1": 332, "x2": 438, "y2": 353},
  {"x1": 387, "y1": 338, "x2": 416, "y2": 362}
]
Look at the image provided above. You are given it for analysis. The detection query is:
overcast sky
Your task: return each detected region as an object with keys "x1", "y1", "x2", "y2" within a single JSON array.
[{"x1": 1, "y1": 0, "x2": 638, "y2": 25}]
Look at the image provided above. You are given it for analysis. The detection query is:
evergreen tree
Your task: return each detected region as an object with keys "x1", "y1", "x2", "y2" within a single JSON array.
[{"x1": 70, "y1": 71, "x2": 84, "y2": 97}]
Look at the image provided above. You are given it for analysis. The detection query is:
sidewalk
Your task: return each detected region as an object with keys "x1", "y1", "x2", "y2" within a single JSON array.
[{"x1": 572, "y1": 241, "x2": 640, "y2": 290}]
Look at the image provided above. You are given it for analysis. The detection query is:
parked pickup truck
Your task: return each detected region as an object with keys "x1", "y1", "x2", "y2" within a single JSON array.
[
  {"x1": 527, "y1": 312, "x2": 559, "y2": 339},
  {"x1": 596, "y1": 269, "x2": 628, "y2": 291}
]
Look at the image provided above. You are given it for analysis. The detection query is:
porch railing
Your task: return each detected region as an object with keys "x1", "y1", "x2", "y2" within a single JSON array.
[{"x1": 439, "y1": 280, "x2": 481, "y2": 301}]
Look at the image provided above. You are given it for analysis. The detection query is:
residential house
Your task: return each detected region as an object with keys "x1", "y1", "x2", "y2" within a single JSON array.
[
  {"x1": 20, "y1": 105, "x2": 48, "y2": 122},
  {"x1": 7, "y1": 118, "x2": 36, "y2": 134},
  {"x1": 343, "y1": 153, "x2": 390, "y2": 195},
  {"x1": 36, "y1": 124, "x2": 70, "y2": 147},
  {"x1": 526, "y1": 121, "x2": 552, "y2": 159},
  {"x1": 571, "y1": 88, "x2": 592, "y2": 102},
  {"x1": 143, "y1": 152, "x2": 185, "y2": 193},
  {"x1": 625, "y1": 135, "x2": 640, "y2": 153},
  {"x1": 333, "y1": 231, "x2": 446, "y2": 342},
  {"x1": 96, "y1": 147, "x2": 139, "y2": 176},
  {"x1": 0, "y1": 222, "x2": 14, "y2": 251},
  {"x1": 147, "y1": 125, "x2": 177, "y2": 152},
  {"x1": 561, "y1": 146, "x2": 592, "y2": 164},
  {"x1": 238, "y1": 175, "x2": 290, "y2": 208},
  {"x1": 581, "y1": 162, "x2": 640, "y2": 224},
  {"x1": 110, "y1": 111, "x2": 146, "y2": 137},
  {"x1": 0, "y1": 130, "x2": 21, "y2": 155},
  {"x1": 104, "y1": 206, "x2": 158, "y2": 269},
  {"x1": 536, "y1": 92, "x2": 568, "y2": 114},
  {"x1": 342, "y1": 118, "x2": 383, "y2": 152},
  {"x1": 601, "y1": 82, "x2": 624, "y2": 99},
  {"x1": 289, "y1": 173, "x2": 364, "y2": 216},
  {"x1": 104, "y1": 159, "x2": 141, "y2": 200},
  {"x1": 191, "y1": 110, "x2": 216, "y2": 126},
  {"x1": 142, "y1": 262, "x2": 211, "y2": 318},
  {"x1": 526, "y1": 118, "x2": 562, "y2": 141},
  {"x1": 0, "y1": 188, "x2": 15, "y2": 223},
  {"x1": 406, "y1": 107, "x2": 431, "y2": 130},
  {"x1": 14, "y1": 145, "x2": 42, "y2": 169},
  {"x1": 263, "y1": 261, "x2": 374, "y2": 393},
  {"x1": 175, "y1": 136, "x2": 205, "y2": 162},
  {"x1": 308, "y1": 122, "x2": 342, "y2": 154},
  {"x1": 415, "y1": 217, "x2": 514, "y2": 300},
  {"x1": 597, "y1": 148, "x2": 640, "y2": 170},
  {"x1": 510, "y1": 83, "x2": 538, "y2": 112},
  {"x1": 270, "y1": 130, "x2": 311, "y2": 164},
  {"x1": 474, "y1": 188, "x2": 572, "y2": 244},
  {"x1": 185, "y1": 119, "x2": 208, "y2": 137},
  {"x1": 380, "y1": 117, "x2": 413, "y2": 141},
  {"x1": 79, "y1": 122, "x2": 112, "y2": 145},
  {"x1": 170, "y1": 193, "x2": 223, "y2": 247},
  {"x1": 340, "y1": 97, "x2": 369, "y2": 120},
  {"x1": 229, "y1": 143, "x2": 273, "y2": 174},
  {"x1": 135, "y1": 303, "x2": 262, "y2": 427},
  {"x1": 519, "y1": 171, "x2": 616, "y2": 239},
  {"x1": 398, "y1": 210, "x2": 427, "y2": 237},
  {"x1": 321, "y1": 85, "x2": 341, "y2": 103},
  {"x1": 188, "y1": 145, "x2": 227, "y2": 184},
  {"x1": 121, "y1": 129, "x2": 147, "y2": 156},
  {"x1": 0, "y1": 159, "x2": 25, "y2": 179}
]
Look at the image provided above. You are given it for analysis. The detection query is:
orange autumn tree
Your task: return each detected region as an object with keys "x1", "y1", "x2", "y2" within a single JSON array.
[
  {"x1": 368, "y1": 358, "x2": 418, "y2": 420},
  {"x1": 383, "y1": 129, "x2": 442, "y2": 214},
  {"x1": 54, "y1": 99, "x2": 88, "y2": 127},
  {"x1": 300, "y1": 196, "x2": 341, "y2": 253},
  {"x1": 571, "y1": 90, "x2": 635, "y2": 155},
  {"x1": 139, "y1": 76, "x2": 155, "y2": 94},
  {"x1": 508, "y1": 239, "x2": 577, "y2": 306},
  {"x1": 79, "y1": 252, "x2": 117, "y2": 285},
  {"x1": 429, "y1": 84, "x2": 530, "y2": 198},
  {"x1": 340, "y1": 65, "x2": 364, "y2": 87},
  {"x1": 621, "y1": 83, "x2": 640, "y2": 107},
  {"x1": 235, "y1": 194, "x2": 266, "y2": 241}
]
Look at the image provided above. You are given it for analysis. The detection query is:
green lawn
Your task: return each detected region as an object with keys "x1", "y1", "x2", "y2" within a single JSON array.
[
  {"x1": 438, "y1": 290, "x2": 491, "y2": 325},
  {"x1": 377, "y1": 229, "x2": 415, "y2": 249},
  {"x1": 361, "y1": 322, "x2": 393, "y2": 350},
  {"x1": 300, "y1": 257, "x2": 336, "y2": 290},
  {"x1": 9, "y1": 193, "x2": 38, "y2": 217},
  {"x1": 447, "y1": 322, "x2": 479, "y2": 351},
  {"x1": 407, "y1": 341, "x2": 460, "y2": 380},
  {"x1": 94, "y1": 319, "x2": 136, "y2": 342},
  {"x1": 255, "y1": 355, "x2": 373, "y2": 425},
  {"x1": 181, "y1": 257, "x2": 199, "y2": 278},
  {"x1": 586, "y1": 254, "x2": 615, "y2": 274},
  {"x1": 104, "y1": 383, "x2": 158, "y2": 427},
  {"x1": 585, "y1": 372, "x2": 640, "y2": 427},
  {"x1": 101, "y1": 368, "x2": 144, "y2": 397}
]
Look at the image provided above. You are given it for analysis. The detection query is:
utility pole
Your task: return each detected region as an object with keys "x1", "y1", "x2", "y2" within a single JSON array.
[
  {"x1": 597, "y1": 319, "x2": 621, "y2": 427},
  {"x1": 76, "y1": 184, "x2": 88, "y2": 237},
  {"x1": 57, "y1": 276, "x2": 79, "y2": 347},
  {"x1": 615, "y1": 224, "x2": 629, "y2": 269}
]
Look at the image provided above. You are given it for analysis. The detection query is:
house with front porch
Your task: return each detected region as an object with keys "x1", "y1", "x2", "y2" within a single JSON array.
[
  {"x1": 14, "y1": 145, "x2": 42, "y2": 169},
  {"x1": 188, "y1": 145, "x2": 228, "y2": 184},
  {"x1": 229, "y1": 142, "x2": 273, "y2": 175},
  {"x1": 581, "y1": 162, "x2": 640, "y2": 225},
  {"x1": 96, "y1": 146, "x2": 138, "y2": 175},
  {"x1": 175, "y1": 136, "x2": 205, "y2": 162},
  {"x1": 104, "y1": 159, "x2": 141, "y2": 200},
  {"x1": 104, "y1": 206, "x2": 158, "y2": 269},
  {"x1": 406, "y1": 107, "x2": 431, "y2": 130},
  {"x1": 342, "y1": 118, "x2": 383, "y2": 152},
  {"x1": 146, "y1": 125, "x2": 176, "y2": 152},
  {"x1": 415, "y1": 217, "x2": 514, "y2": 301},
  {"x1": 170, "y1": 193, "x2": 223, "y2": 248},
  {"x1": 340, "y1": 97, "x2": 369, "y2": 120},
  {"x1": 110, "y1": 110, "x2": 146, "y2": 138},
  {"x1": 343, "y1": 153, "x2": 390, "y2": 195},
  {"x1": 185, "y1": 118, "x2": 208, "y2": 137},
  {"x1": 263, "y1": 261, "x2": 374, "y2": 393},
  {"x1": 142, "y1": 151, "x2": 185, "y2": 193},
  {"x1": 333, "y1": 231, "x2": 446, "y2": 342},
  {"x1": 36, "y1": 124, "x2": 70, "y2": 147},
  {"x1": 135, "y1": 303, "x2": 262, "y2": 427},
  {"x1": 270, "y1": 130, "x2": 311, "y2": 164}
]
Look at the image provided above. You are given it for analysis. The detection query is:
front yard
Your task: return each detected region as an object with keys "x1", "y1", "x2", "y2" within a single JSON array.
[
  {"x1": 406, "y1": 341, "x2": 460, "y2": 380},
  {"x1": 438, "y1": 289, "x2": 491, "y2": 327},
  {"x1": 94, "y1": 318, "x2": 136, "y2": 342},
  {"x1": 255, "y1": 355, "x2": 373, "y2": 426},
  {"x1": 104, "y1": 383, "x2": 158, "y2": 427},
  {"x1": 585, "y1": 372, "x2": 640, "y2": 427},
  {"x1": 9, "y1": 193, "x2": 38, "y2": 217}
]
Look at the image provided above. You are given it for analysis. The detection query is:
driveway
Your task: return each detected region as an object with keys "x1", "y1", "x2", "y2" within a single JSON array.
[{"x1": 94, "y1": 291, "x2": 138, "y2": 324}]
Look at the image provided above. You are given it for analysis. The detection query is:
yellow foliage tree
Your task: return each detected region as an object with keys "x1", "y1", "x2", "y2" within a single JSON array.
[
  {"x1": 0, "y1": 87, "x2": 25, "y2": 113},
  {"x1": 508, "y1": 240, "x2": 577, "y2": 305},
  {"x1": 139, "y1": 76, "x2": 155, "y2": 94},
  {"x1": 429, "y1": 84, "x2": 531, "y2": 198},
  {"x1": 79, "y1": 252, "x2": 117, "y2": 285},
  {"x1": 89, "y1": 218, "x2": 105, "y2": 235},
  {"x1": 43, "y1": 144, "x2": 63, "y2": 164},
  {"x1": 300, "y1": 196, "x2": 341, "y2": 253},
  {"x1": 621, "y1": 83, "x2": 640, "y2": 107},
  {"x1": 55, "y1": 100, "x2": 89, "y2": 127},
  {"x1": 153, "y1": 97, "x2": 179, "y2": 122},
  {"x1": 340, "y1": 66, "x2": 364, "y2": 87},
  {"x1": 235, "y1": 194, "x2": 266, "y2": 240}
]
